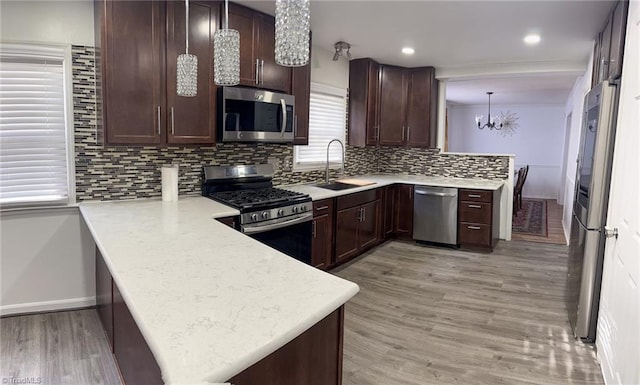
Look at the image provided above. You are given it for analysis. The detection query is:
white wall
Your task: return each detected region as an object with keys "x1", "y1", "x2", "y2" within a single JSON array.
[
  {"x1": 311, "y1": 45, "x2": 349, "y2": 89},
  {"x1": 448, "y1": 104, "x2": 566, "y2": 199},
  {"x1": 0, "y1": 208, "x2": 96, "y2": 315},
  {"x1": 0, "y1": 1, "x2": 94, "y2": 46},
  {"x1": 0, "y1": 1, "x2": 97, "y2": 315}
]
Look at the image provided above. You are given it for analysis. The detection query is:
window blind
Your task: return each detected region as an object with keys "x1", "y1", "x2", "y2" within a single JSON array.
[
  {"x1": 0, "y1": 44, "x2": 70, "y2": 206},
  {"x1": 294, "y1": 83, "x2": 346, "y2": 168}
]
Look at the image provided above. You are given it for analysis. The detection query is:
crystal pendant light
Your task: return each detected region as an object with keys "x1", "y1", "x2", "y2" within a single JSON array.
[
  {"x1": 275, "y1": 0, "x2": 310, "y2": 67},
  {"x1": 177, "y1": 0, "x2": 198, "y2": 97},
  {"x1": 214, "y1": 0, "x2": 240, "y2": 86}
]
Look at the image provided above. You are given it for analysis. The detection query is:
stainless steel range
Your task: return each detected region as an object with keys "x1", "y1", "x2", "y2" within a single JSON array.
[{"x1": 202, "y1": 164, "x2": 312, "y2": 264}]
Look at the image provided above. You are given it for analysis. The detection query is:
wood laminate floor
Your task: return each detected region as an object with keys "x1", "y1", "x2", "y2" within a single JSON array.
[
  {"x1": 0, "y1": 309, "x2": 121, "y2": 385},
  {"x1": 1, "y1": 240, "x2": 603, "y2": 385},
  {"x1": 333, "y1": 240, "x2": 604, "y2": 385}
]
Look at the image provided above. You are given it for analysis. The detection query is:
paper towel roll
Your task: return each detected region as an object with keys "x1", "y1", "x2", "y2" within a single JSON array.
[{"x1": 161, "y1": 165, "x2": 179, "y2": 202}]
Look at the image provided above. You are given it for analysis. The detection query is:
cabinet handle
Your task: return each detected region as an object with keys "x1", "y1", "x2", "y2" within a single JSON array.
[
  {"x1": 375, "y1": 125, "x2": 380, "y2": 140},
  {"x1": 401, "y1": 126, "x2": 405, "y2": 141},
  {"x1": 407, "y1": 126, "x2": 411, "y2": 141},
  {"x1": 255, "y1": 59, "x2": 259, "y2": 85},
  {"x1": 156, "y1": 106, "x2": 161, "y2": 135},
  {"x1": 467, "y1": 225, "x2": 482, "y2": 230},
  {"x1": 362, "y1": 207, "x2": 366, "y2": 222},
  {"x1": 315, "y1": 206, "x2": 329, "y2": 211},
  {"x1": 260, "y1": 59, "x2": 264, "y2": 85},
  {"x1": 170, "y1": 107, "x2": 175, "y2": 135},
  {"x1": 313, "y1": 220, "x2": 317, "y2": 238},
  {"x1": 468, "y1": 204, "x2": 482, "y2": 209},
  {"x1": 294, "y1": 115, "x2": 298, "y2": 136},
  {"x1": 468, "y1": 194, "x2": 481, "y2": 198},
  {"x1": 356, "y1": 207, "x2": 362, "y2": 222}
]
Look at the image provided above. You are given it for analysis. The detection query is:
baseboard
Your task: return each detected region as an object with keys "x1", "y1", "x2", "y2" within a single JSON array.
[{"x1": 0, "y1": 296, "x2": 96, "y2": 317}]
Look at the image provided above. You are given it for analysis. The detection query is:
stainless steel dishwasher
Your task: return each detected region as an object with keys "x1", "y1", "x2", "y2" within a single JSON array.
[{"x1": 413, "y1": 186, "x2": 458, "y2": 245}]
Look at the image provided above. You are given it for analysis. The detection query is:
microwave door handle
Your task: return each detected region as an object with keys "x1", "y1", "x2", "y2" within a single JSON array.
[{"x1": 280, "y1": 99, "x2": 287, "y2": 137}]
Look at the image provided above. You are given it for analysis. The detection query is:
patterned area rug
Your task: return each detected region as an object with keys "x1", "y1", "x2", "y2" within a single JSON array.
[{"x1": 512, "y1": 199, "x2": 548, "y2": 236}]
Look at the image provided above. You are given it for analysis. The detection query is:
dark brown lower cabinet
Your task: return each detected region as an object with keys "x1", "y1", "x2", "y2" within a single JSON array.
[
  {"x1": 230, "y1": 307, "x2": 344, "y2": 385},
  {"x1": 458, "y1": 188, "x2": 500, "y2": 251},
  {"x1": 381, "y1": 185, "x2": 395, "y2": 240},
  {"x1": 312, "y1": 199, "x2": 335, "y2": 270},
  {"x1": 394, "y1": 184, "x2": 414, "y2": 240},
  {"x1": 216, "y1": 216, "x2": 238, "y2": 228},
  {"x1": 334, "y1": 190, "x2": 380, "y2": 264},
  {"x1": 96, "y1": 248, "x2": 113, "y2": 351}
]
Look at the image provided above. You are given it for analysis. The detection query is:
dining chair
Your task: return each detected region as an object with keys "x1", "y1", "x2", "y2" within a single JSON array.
[{"x1": 513, "y1": 167, "x2": 525, "y2": 216}]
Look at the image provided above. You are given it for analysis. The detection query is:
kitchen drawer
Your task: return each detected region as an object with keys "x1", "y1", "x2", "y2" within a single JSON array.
[
  {"x1": 459, "y1": 222, "x2": 491, "y2": 247},
  {"x1": 458, "y1": 201, "x2": 491, "y2": 224},
  {"x1": 459, "y1": 189, "x2": 492, "y2": 203},
  {"x1": 313, "y1": 198, "x2": 334, "y2": 217},
  {"x1": 336, "y1": 188, "x2": 379, "y2": 210}
]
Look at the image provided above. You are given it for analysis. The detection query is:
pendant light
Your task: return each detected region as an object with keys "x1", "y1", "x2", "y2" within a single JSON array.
[
  {"x1": 275, "y1": 0, "x2": 310, "y2": 67},
  {"x1": 177, "y1": 0, "x2": 198, "y2": 97},
  {"x1": 214, "y1": 0, "x2": 240, "y2": 86}
]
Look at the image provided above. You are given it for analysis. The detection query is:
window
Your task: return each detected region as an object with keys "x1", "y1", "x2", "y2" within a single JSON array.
[
  {"x1": 294, "y1": 82, "x2": 347, "y2": 170},
  {"x1": 0, "y1": 43, "x2": 73, "y2": 207}
]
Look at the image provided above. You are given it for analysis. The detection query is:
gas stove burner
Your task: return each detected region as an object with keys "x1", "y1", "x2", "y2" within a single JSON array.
[{"x1": 209, "y1": 187, "x2": 306, "y2": 210}]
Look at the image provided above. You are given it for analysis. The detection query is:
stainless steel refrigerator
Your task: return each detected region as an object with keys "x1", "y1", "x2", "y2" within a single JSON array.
[{"x1": 566, "y1": 81, "x2": 618, "y2": 342}]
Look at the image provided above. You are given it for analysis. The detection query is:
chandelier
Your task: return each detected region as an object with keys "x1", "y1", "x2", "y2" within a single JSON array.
[
  {"x1": 475, "y1": 91, "x2": 502, "y2": 130},
  {"x1": 474, "y1": 91, "x2": 519, "y2": 136}
]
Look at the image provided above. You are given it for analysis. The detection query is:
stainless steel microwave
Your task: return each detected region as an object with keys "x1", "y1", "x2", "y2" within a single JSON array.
[{"x1": 218, "y1": 87, "x2": 295, "y2": 143}]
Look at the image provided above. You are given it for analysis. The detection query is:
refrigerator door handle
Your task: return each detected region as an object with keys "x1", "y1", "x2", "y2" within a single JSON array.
[{"x1": 572, "y1": 210, "x2": 601, "y2": 232}]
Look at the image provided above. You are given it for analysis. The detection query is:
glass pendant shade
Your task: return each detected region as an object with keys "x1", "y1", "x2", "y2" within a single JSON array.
[
  {"x1": 177, "y1": 0, "x2": 198, "y2": 97},
  {"x1": 177, "y1": 54, "x2": 198, "y2": 97},
  {"x1": 275, "y1": 0, "x2": 310, "y2": 67},
  {"x1": 213, "y1": 29, "x2": 240, "y2": 86}
]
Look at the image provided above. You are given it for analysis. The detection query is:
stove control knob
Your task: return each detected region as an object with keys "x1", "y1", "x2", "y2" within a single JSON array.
[
  {"x1": 251, "y1": 213, "x2": 258, "y2": 222},
  {"x1": 261, "y1": 211, "x2": 269, "y2": 219},
  {"x1": 277, "y1": 209, "x2": 285, "y2": 217},
  {"x1": 300, "y1": 205, "x2": 307, "y2": 212},
  {"x1": 292, "y1": 206, "x2": 299, "y2": 213}
]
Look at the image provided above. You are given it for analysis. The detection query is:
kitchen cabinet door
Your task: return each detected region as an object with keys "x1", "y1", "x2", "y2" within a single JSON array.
[
  {"x1": 291, "y1": 33, "x2": 311, "y2": 145},
  {"x1": 99, "y1": 0, "x2": 165, "y2": 144},
  {"x1": 335, "y1": 206, "x2": 360, "y2": 263},
  {"x1": 96, "y1": 248, "x2": 113, "y2": 352},
  {"x1": 312, "y1": 214, "x2": 331, "y2": 270},
  {"x1": 257, "y1": 15, "x2": 292, "y2": 93},
  {"x1": 394, "y1": 184, "x2": 414, "y2": 239},
  {"x1": 383, "y1": 185, "x2": 395, "y2": 239},
  {"x1": 406, "y1": 67, "x2": 436, "y2": 148},
  {"x1": 165, "y1": 1, "x2": 217, "y2": 144},
  {"x1": 379, "y1": 66, "x2": 407, "y2": 146},
  {"x1": 359, "y1": 200, "x2": 380, "y2": 250},
  {"x1": 228, "y1": 3, "x2": 258, "y2": 87},
  {"x1": 365, "y1": 60, "x2": 381, "y2": 146}
]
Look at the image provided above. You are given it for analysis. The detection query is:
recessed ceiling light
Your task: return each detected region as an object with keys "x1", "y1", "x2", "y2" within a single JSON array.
[
  {"x1": 402, "y1": 47, "x2": 415, "y2": 55},
  {"x1": 524, "y1": 34, "x2": 541, "y2": 45}
]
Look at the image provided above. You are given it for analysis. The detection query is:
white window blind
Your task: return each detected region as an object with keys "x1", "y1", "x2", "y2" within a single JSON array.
[
  {"x1": 0, "y1": 43, "x2": 70, "y2": 207},
  {"x1": 294, "y1": 83, "x2": 346, "y2": 168}
]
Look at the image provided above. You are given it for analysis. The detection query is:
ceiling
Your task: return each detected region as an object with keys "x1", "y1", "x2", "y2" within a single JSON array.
[{"x1": 238, "y1": 0, "x2": 614, "y2": 104}]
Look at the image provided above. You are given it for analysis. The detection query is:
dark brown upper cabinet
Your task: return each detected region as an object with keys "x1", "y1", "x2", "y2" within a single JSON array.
[
  {"x1": 348, "y1": 59, "x2": 437, "y2": 148},
  {"x1": 591, "y1": 0, "x2": 628, "y2": 87},
  {"x1": 228, "y1": 4, "x2": 291, "y2": 93},
  {"x1": 95, "y1": 0, "x2": 218, "y2": 145},
  {"x1": 348, "y1": 58, "x2": 381, "y2": 147}
]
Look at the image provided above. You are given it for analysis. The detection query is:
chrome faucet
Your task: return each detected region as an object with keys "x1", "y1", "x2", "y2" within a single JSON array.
[{"x1": 325, "y1": 139, "x2": 345, "y2": 183}]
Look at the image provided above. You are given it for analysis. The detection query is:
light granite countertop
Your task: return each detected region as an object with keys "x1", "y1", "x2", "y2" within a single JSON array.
[
  {"x1": 79, "y1": 196, "x2": 359, "y2": 385},
  {"x1": 281, "y1": 174, "x2": 505, "y2": 201}
]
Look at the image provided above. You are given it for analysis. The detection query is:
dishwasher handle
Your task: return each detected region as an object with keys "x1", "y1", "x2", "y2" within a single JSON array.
[{"x1": 415, "y1": 190, "x2": 457, "y2": 197}]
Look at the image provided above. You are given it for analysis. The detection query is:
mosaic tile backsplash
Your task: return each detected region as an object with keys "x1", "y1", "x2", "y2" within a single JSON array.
[{"x1": 72, "y1": 46, "x2": 507, "y2": 201}]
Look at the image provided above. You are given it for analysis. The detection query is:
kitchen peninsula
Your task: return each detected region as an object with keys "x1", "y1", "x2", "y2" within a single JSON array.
[{"x1": 80, "y1": 198, "x2": 359, "y2": 385}]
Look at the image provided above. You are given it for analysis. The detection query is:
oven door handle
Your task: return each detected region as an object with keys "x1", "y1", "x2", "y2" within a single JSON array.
[
  {"x1": 280, "y1": 99, "x2": 287, "y2": 137},
  {"x1": 242, "y1": 214, "x2": 312, "y2": 235}
]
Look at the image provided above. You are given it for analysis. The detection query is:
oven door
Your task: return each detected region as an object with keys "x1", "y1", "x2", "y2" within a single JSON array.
[{"x1": 242, "y1": 214, "x2": 312, "y2": 265}]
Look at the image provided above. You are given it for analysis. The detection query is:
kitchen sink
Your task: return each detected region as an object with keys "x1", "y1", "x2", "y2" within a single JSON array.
[{"x1": 315, "y1": 182, "x2": 360, "y2": 191}]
